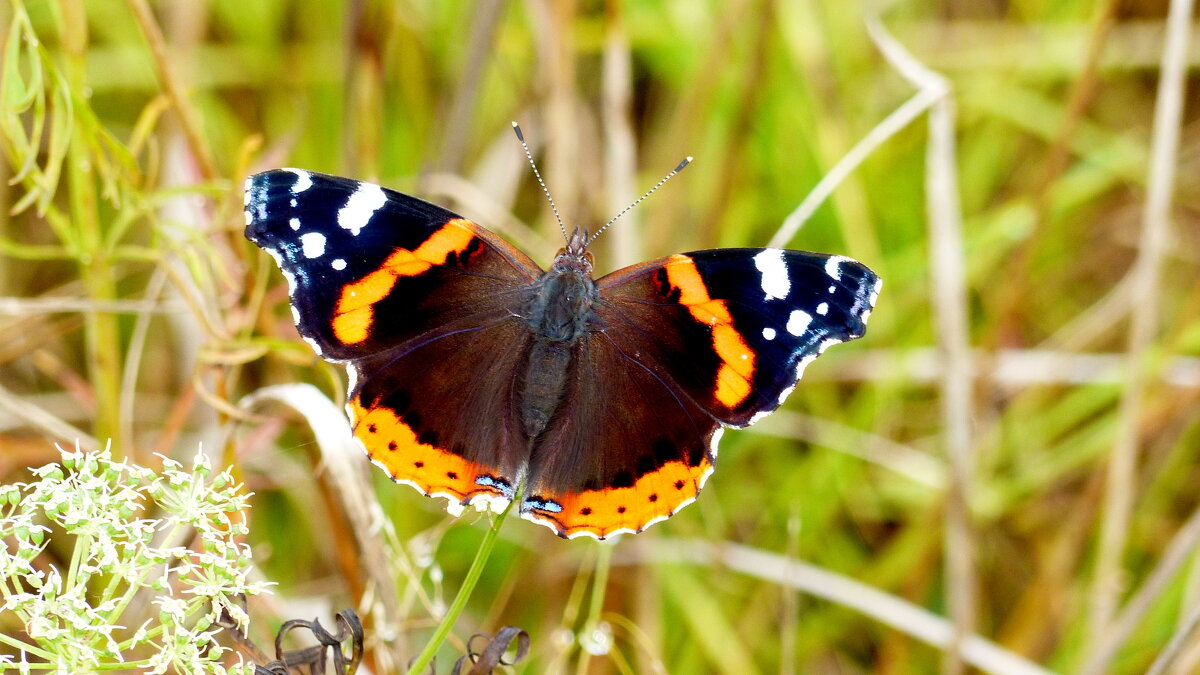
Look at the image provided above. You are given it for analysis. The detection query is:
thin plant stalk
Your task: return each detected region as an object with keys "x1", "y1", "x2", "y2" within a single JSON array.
[
  {"x1": 58, "y1": 0, "x2": 125, "y2": 452},
  {"x1": 404, "y1": 501, "x2": 516, "y2": 675},
  {"x1": 575, "y1": 542, "x2": 614, "y2": 674}
]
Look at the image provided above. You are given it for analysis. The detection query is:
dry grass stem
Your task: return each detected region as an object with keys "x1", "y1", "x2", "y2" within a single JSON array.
[
  {"x1": 767, "y1": 86, "x2": 943, "y2": 249},
  {"x1": 827, "y1": 348, "x2": 1200, "y2": 388},
  {"x1": 750, "y1": 409, "x2": 946, "y2": 489},
  {"x1": 125, "y1": 0, "x2": 217, "y2": 181},
  {"x1": 1081, "y1": 503, "x2": 1200, "y2": 674},
  {"x1": 240, "y1": 383, "x2": 409, "y2": 671},
  {"x1": 0, "y1": 297, "x2": 188, "y2": 314},
  {"x1": 867, "y1": 16, "x2": 976, "y2": 672},
  {"x1": 1088, "y1": 0, "x2": 1194, "y2": 647},
  {"x1": 1145, "y1": 601, "x2": 1200, "y2": 675},
  {"x1": 633, "y1": 539, "x2": 1053, "y2": 675},
  {"x1": 601, "y1": 0, "x2": 640, "y2": 269},
  {"x1": 0, "y1": 380, "x2": 99, "y2": 447}
]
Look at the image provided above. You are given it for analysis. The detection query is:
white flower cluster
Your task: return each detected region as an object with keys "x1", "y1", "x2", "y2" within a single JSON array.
[{"x1": 0, "y1": 443, "x2": 270, "y2": 674}]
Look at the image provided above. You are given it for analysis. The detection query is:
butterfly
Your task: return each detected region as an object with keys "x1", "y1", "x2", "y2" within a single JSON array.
[{"x1": 244, "y1": 148, "x2": 879, "y2": 540}]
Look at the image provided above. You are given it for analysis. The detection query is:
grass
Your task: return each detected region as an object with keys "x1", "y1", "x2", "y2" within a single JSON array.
[{"x1": 2, "y1": 0, "x2": 1200, "y2": 672}]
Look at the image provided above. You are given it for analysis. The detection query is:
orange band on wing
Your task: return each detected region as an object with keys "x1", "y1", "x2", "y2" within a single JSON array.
[
  {"x1": 347, "y1": 397, "x2": 512, "y2": 514},
  {"x1": 663, "y1": 255, "x2": 756, "y2": 407},
  {"x1": 522, "y1": 456, "x2": 713, "y2": 540},
  {"x1": 332, "y1": 219, "x2": 476, "y2": 344}
]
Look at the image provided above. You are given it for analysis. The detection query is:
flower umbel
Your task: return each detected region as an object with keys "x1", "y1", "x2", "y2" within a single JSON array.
[{"x1": 0, "y1": 443, "x2": 268, "y2": 674}]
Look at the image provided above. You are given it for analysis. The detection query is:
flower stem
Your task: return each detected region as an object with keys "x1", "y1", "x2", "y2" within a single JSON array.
[{"x1": 404, "y1": 501, "x2": 514, "y2": 675}]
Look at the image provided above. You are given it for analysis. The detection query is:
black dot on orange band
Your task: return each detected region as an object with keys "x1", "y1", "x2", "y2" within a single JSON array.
[
  {"x1": 617, "y1": 506, "x2": 627, "y2": 514},
  {"x1": 649, "y1": 494, "x2": 658, "y2": 502},
  {"x1": 367, "y1": 424, "x2": 377, "y2": 433},
  {"x1": 387, "y1": 441, "x2": 397, "y2": 451},
  {"x1": 447, "y1": 471, "x2": 458, "y2": 479},
  {"x1": 580, "y1": 507, "x2": 592, "y2": 515},
  {"x1": 414, "y1": 461, "x2": 424, "y2": 468},
  {"x1": 674, "y1": 480, "x2": 685, "y2": 489}
]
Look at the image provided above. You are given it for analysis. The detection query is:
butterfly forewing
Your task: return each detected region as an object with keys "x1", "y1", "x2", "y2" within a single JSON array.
[
  {"x1": 596, "y1": 249, "x2": 879, "y2": 427},
  {"x1": 244, "y1": 169, "x2": 540, "y2": 362}
]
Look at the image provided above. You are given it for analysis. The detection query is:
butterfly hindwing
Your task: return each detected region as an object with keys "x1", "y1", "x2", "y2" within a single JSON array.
[
  {"x1": 520, "y1": 331, "x2": 720, "y2": 539},
  {"x1": 348, "y1": 314, "x2": 534, "y2": 514}
]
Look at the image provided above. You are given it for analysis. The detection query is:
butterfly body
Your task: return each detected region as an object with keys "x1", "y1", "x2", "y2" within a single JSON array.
[
  {"x1": 520, "y1": 229, "x2": 598, "y2": 436},
  {"x1": 245, "y1": 168, "x2": 880, "y2": 539}
]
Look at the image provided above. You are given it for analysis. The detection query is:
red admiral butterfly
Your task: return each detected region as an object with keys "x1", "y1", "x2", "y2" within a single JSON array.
[{"x1": 245, "y1": 141, "x2": 879, "y2": 540}]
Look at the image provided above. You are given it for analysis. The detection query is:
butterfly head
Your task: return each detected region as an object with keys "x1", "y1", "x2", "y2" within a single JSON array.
[{"x1": 552, "y1": 226, "x2": 594, "y2": 275}]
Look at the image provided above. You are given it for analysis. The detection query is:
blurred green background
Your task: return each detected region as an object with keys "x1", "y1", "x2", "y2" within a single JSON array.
[{"x1": 2, "y1": 0, "x2": 1199, "y2": 673}]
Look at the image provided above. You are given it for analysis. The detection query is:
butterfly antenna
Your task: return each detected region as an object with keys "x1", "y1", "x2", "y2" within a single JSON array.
[
  {"x1": 512, "y1": 121, "x2": 569, "y2": 242},
  {"x1": 587, "y1": 156, "x2": 692, "y2": 247}
]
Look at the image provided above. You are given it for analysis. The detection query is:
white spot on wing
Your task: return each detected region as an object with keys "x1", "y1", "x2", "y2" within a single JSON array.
[
  {"x1": 753, "y1": 249, "x2": 790, "y2": 300},
  {"x1": 762, "y1": 327, "x2": 777, "y2": 341},
  {"x1": 816, "y1": 302, "x2": 829, "y2": 315},
  {"x1": 300, "y1": 232, "x2": 327, "y2": 258},
  {"x1": 825, "y1": 255, "x2": 850, "y2": 280},
  {"x1": 339, "y1": 183, "x2": 386, "y2": 236},
  {"x1": 284, "y1": 168, "x2": 313, "y2": 193},
  {"x1": 289, "y1": 217, "x2": 301, "y2": 231},
  {"x1": 786, "y1": 310, "x2": 812, "y2": 336},
  {"x1": 244, "y1": 211, "x2": 253, "y2": 226},
  {"x1": 331, "y1": 258, "x2": 347, "y2": 270}
]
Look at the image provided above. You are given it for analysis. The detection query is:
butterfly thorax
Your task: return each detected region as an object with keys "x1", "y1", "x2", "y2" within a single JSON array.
[{"x1": 520, "y1": 229, "x2": 599, "y2": 438}]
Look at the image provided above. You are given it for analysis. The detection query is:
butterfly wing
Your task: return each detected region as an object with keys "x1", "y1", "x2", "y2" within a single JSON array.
[
  {"x1": 520, "y1": 248, "x2": 879, "y2": 539},
  {"x1": 245, "y1": 169, "x2": 541, "y2": 511},
  {"x1": 244, "y1": 169, "x2": 541, "y2": 360},
  {"x1": 598, "y1": 249, "x2": 879, "y2": 425}
]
